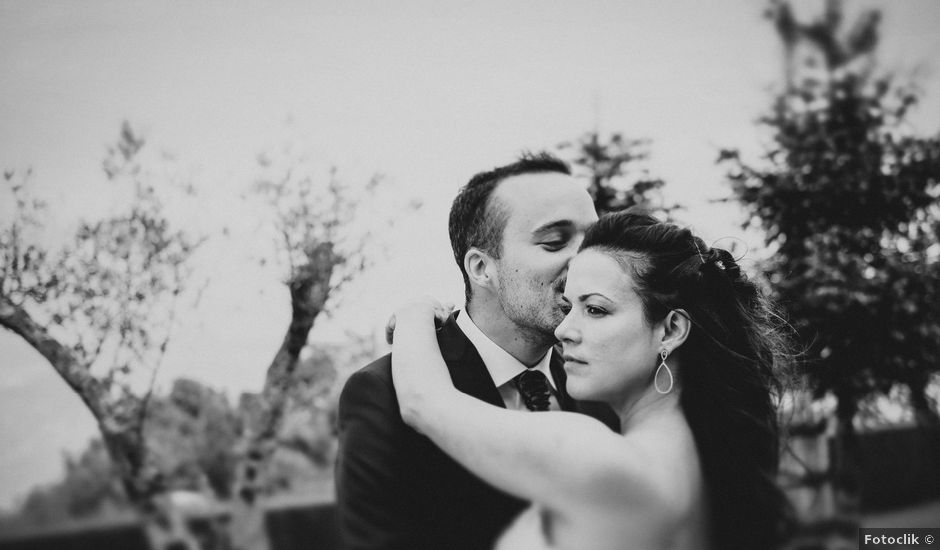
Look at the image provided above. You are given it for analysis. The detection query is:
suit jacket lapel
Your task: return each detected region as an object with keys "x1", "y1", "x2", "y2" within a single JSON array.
[{"x1": 439, "y1": 312, "x2": 506, "y2": 409}]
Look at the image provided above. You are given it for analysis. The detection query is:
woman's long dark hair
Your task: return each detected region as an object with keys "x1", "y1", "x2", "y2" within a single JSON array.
[{"x1": 580, "y1": 210, "x2": 795, "y2": 550}]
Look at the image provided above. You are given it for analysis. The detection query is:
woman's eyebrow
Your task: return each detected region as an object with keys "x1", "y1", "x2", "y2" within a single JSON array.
[{"x1": 577, "y1": 292, "x2": 612, "y2": 302}]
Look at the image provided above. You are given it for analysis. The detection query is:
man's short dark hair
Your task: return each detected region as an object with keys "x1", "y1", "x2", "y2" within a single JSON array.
[{"x1": 448, "y1": 151, "x2": 572, "y2": 305}]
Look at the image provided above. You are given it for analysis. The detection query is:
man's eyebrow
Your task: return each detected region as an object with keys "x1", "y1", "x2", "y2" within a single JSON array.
[{"x1": 532, "y1": 220, "x2": 575, "y2": 235}]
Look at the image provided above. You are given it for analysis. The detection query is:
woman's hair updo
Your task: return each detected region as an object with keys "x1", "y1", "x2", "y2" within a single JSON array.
[{"x1": 580, "y1": 209, "x2": 795, "y2": 550}]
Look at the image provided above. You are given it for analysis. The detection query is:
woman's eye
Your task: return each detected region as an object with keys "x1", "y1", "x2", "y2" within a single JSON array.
[
  {"x1": 585, "y1": 305, "x2": 606, "y2": 316},
  {"x1": 541, "y1": 241, "x2": 565, "y2": 251}
]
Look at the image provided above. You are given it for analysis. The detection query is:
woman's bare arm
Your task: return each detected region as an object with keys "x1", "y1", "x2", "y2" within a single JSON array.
[{"x1": 391, "y1": 303, "x2": 654, "y2": 513}]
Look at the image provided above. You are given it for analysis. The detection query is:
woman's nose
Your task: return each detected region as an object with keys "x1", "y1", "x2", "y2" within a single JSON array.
[{"x1": 554, "y1": 311, "x2": 578, "y2": 343}]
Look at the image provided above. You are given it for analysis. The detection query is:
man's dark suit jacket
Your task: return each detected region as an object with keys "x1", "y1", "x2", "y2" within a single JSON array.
[{"x1": 335, "y1": 313, "x2": 619, "y2": 550}]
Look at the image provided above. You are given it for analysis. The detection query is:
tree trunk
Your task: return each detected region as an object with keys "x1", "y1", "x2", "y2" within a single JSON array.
[
  {"x1": 831, "y1": 389, "x2": 861, "y2": 516},
  {"x1": 229, "y1": 244, "x2": 339, "y2": 550},
  {"x1": 137, "y1": 494, "x2": 202, "y2": 550},
  {"x1": 908, "y1": 377, "x2": 940, "y2": 428},
  {"x1": 0, "y1": 297, "x2": 110, "y2": 419},
  {"x1": 1, "y1": 297, "x2": 201, "y2": 550}
]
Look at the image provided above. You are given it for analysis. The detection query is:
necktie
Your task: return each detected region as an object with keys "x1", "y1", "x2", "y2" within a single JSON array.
[{"x1": 514, "y1": 369, "x2": 552, "y2": 411}]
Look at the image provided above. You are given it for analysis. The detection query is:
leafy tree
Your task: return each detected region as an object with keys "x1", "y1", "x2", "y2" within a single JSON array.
[
  {"x1": 557, "y1": 131, "x2": 671, "y2": 215},
  {"x1": 1, "y1": 123, "x2": 203, "y2": 548},
  {"x1": 225, "y1": 140, "x2": 400, "y2": 550},
  {"x1": 1, "y1": 123, "x2": 401, "y2": 549},
  {"x1": 10, "y1": 439, "x2": 127, "y2": 527},
  {"x1": 2, "y1": 353, "x2": 366, "y2": 538},
  {"x1": 146, "y1": 378, "x2": 242, "y2": 499},
  {"x1": 721, "y1": 0, "x2": 940, "y2": 511},
  {"x1": 5, "y1": 378, "x2": 238, "y2": 529},
  {"x1": 257, "y1": 337, "x2": 375, "y2": 494}
]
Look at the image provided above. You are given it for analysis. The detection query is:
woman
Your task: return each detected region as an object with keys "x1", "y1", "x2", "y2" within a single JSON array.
[{"x1": 391, "y1": 211, "x2": 794, "y2": 550}]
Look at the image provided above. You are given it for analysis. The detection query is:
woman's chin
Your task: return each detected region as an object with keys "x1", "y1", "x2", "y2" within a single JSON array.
[{"x1": 564, "y1": 376, "x2": 595, "y2": 402}]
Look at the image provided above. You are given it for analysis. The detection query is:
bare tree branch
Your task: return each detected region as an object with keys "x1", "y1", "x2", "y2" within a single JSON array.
[{"x1": 0, "y1": 296, "x2": 108, "y2": 419}]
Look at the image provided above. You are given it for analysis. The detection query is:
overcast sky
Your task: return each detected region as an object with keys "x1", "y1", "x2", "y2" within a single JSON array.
[{"x1": 1, "y1": 0, "x2": 939, "y2": 510}]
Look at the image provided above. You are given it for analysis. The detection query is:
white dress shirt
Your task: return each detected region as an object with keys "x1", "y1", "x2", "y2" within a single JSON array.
[{"x1": 455, "y1": 310, "x2": 560, "y2": 411}]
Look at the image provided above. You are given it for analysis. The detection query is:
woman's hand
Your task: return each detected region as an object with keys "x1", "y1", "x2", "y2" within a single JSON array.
[
  {"x1": 385, "y1": 298, "x2": 455, "y2": 344},
  {"x1": 390, "y1": 297, "x2": 457, "y2": 432}
]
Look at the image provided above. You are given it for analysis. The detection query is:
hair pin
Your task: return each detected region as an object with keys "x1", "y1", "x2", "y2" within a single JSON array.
[
  {"x1": 692, "y1": 240, "x2": 706, "y2": 263},
  {"x1": 710, "y1": 236, "x2": 749, "y2": 262}
]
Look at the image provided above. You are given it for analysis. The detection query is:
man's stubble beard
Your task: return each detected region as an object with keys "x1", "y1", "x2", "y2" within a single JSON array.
[{"x1": 495, "y1": 268, "x2": 566, "y2": 347}]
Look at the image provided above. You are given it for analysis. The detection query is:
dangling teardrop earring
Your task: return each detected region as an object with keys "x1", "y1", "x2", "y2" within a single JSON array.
[{"x1": 655, "y1": 349, "x2": 674, "y2": 394}]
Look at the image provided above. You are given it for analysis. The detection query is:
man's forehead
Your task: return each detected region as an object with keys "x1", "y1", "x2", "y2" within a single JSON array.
[{"x1": 493, "y1": 172, "x2": 596, "y2": 231}]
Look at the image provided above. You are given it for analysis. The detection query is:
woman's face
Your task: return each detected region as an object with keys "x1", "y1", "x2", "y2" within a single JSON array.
[{"x1": 555, "y1": 248, "x2": 664, "y2": 406}]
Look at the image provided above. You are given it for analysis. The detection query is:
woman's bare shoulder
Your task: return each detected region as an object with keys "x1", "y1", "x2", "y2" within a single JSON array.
[{"x1": 575, "y1": 413, "x2": 704, "y2": 520}]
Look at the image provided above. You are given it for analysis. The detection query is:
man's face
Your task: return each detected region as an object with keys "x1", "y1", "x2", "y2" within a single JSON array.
[{"x1": 489, "y1": 172, "x2": 598, "y2": 341}]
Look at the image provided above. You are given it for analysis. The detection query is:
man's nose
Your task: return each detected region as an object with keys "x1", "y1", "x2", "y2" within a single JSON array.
[
  {"x1": 562, "y1": 246, "x2": 578, "y2": 266},
  {"x1": 568, "y1": 233, "x2": 586, "y2": 257}
]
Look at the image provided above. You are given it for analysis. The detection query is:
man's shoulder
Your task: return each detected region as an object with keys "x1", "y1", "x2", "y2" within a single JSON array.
[
  {"x1": 339, "y1": 354, "x2": 394, "y2": 407},
  {"x1": 343, "y1": 322, "x2": 468, "y2": 390},
  {"x1": 363, "y1": 316, "x2": 468, "y2": 365},
  {"x1": 356, "y1": 352, "x2": 393, "y2": 379}
]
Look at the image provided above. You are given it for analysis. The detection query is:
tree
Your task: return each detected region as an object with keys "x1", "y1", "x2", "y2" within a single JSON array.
[
  {"x1": 9, "y1": 439, "x2": 127, "y2": 528},
  {"x1": 256, "y1": 337, "x2": 375, "y2": 495},
  {"x1": 2, "y1": 122, "x2": 407, "y2": 549},
  {"x1": 557, "y1": 131, "x2": 671, "y2": 215},
  {"x1": 225, "y1": 138, "x2": 409, "y2": 550},
  {"x1": 721, "y1": 0, "x2": 940, "y2": 512},
  {"x1": 4, "y1": 378, "x2": 239, "y2": 530},
  {"x1": 1, "y1": 123, "x2": 203, "y2": 548},
  {"x1": 146, "y1": 378, "x2": 242, "y2": 500}
]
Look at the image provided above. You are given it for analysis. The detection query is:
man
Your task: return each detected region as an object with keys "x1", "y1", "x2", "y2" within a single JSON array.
[{"x1": 335, "y1": 152, "x2": 619, "y2": 550}]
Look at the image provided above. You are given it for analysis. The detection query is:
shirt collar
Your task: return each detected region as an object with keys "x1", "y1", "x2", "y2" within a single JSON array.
[{"x1": 455, "y1": 310, "x2": 557, "y2": 390}]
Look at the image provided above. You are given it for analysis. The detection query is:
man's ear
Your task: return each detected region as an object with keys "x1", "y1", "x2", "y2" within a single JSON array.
[
  {"x1": 464, "y1": 247, "x2": 498, "y2": 291},
  {"x1": 662, "y1": 309, "x2": 691, "y2": 353}
]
